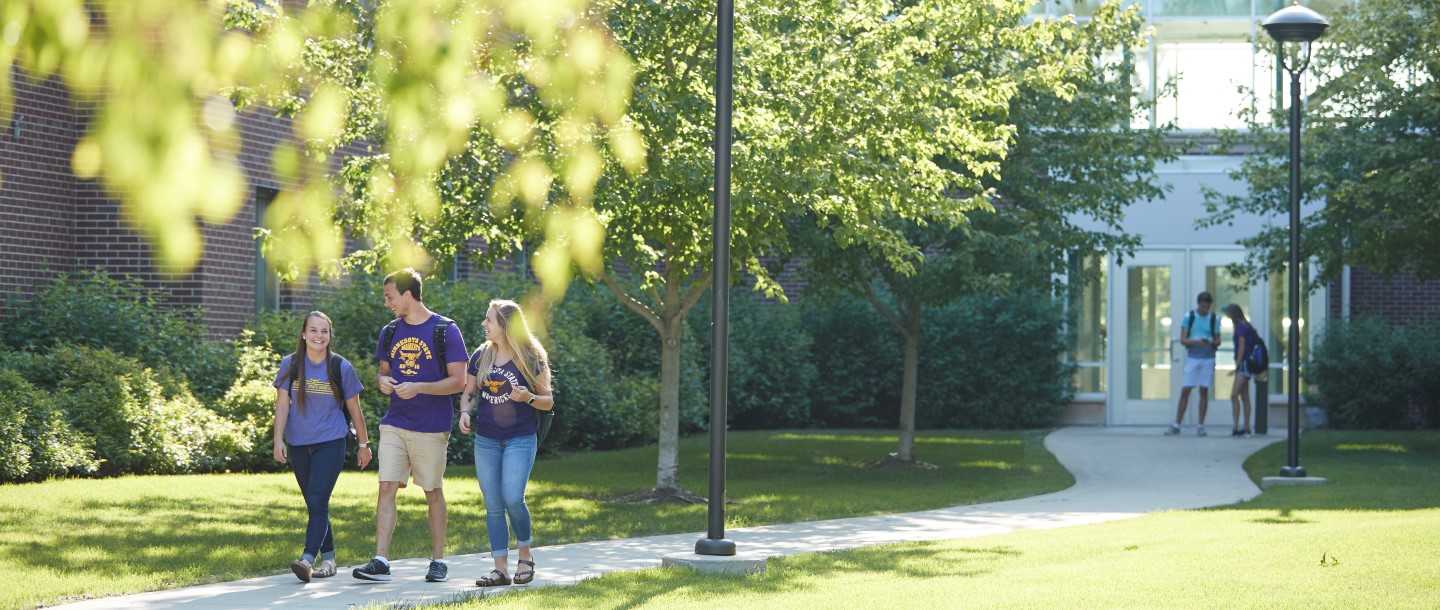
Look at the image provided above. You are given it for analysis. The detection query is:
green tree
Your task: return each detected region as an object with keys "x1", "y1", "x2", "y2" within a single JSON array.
[
  {"x1": 586, "y1": 0, "x2": 1084, "y2": 491},
  {"x1": 2, "y1": 0, "x2": 638, "y2": 283},
  {"x1": 1201, "y1": 0, "x2": 1440, "y2": 283},
  {"x1": 794, "y1": 1, "x2": 1170, "y2": 464}
]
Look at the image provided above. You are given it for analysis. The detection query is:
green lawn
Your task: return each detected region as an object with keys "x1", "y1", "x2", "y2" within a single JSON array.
[
  {"x1": 0, "y1": 429, "x2": 1068, "y2": 610},
  {"x1": 426, "y1": 430, "x2": 1440, "y2": 610}
]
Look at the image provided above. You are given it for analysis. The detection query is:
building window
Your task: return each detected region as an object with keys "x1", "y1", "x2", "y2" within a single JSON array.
[
  {"x1": 1069, "y1": 252, "x2": 1108, "y2": 395},
  {"x1": 255, "y1": 187, "x2": 280, "y2": 312}
]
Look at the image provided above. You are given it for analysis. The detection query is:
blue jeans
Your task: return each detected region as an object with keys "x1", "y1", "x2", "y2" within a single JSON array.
[
  {"x1": 288, "y1": 436, "x2": 346, "y2": 561},
  {"x1": 472, "y1": 433, "x2": 537, "y2": 557}
]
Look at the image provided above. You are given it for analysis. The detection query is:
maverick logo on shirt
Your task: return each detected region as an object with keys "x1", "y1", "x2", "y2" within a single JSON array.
[
  {"x1": 480, "y1": 366, "x2": 524, "y2": 405},
  {"x1": 390, "y1": 337, "x2": 434, "y2": 377}
]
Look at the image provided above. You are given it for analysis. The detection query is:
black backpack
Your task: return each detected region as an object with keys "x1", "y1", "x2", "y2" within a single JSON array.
[
  {"x1": 380, "y1": 316, "x2": 463, "y2": 414},
  {"x1": 287, "y1": 353, "x2": 357, "y2": 441}
]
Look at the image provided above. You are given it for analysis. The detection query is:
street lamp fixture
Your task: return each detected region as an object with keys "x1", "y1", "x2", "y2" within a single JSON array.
[
  {"x1": 696, "y1": 0, "x2": 737, "y2": 556},
  {"x1": 1261, "y1": 2, "x2": 1327, "y2": 478}
]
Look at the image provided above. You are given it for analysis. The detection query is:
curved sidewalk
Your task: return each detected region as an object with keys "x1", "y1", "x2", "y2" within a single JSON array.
[{"x1": 57, "y1": 426, "x2": 1280, "y2": 609}]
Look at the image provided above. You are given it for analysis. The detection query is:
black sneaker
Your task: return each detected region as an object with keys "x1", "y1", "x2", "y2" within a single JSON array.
[
  {"x1": 352, "y1": 557, "x2": 391, "y2": 582},
  {"x1": 425, "y1": 560, "x2": 448, "y2": 582},
  {"x1": 1231, "y1": 429, "x2": 1242, "y2": 437}
]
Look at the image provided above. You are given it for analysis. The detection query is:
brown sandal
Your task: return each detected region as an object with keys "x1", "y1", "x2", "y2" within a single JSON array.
[
  {"x1": 513, "y1": 558, "x2": 535, "y2": 585},
  {"x1": 476, "y1": 569, "x2": 511, "y2": 587}
]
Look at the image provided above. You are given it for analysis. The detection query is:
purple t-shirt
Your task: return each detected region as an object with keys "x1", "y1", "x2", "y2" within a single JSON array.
[
  {"x1": 1234, "y1": 321, "x2": 1260, "y2": 369},
  {"x1": 272, "y1": 353, "x2": 363, "y2": 446},
  {"x1": 467, "y1": 349, "x2": 542, "y2": 439},
  {"x1": 375, "y1": 314, "x2": 468, "y2": 433}
]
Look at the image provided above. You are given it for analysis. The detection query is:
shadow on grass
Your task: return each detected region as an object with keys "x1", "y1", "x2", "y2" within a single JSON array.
[
  {"x1": 479, "y1": 541, "x2": 1021, "y2": 609},
  {"x1": 1222, "y1": 430, "x2": 1440, "y2": 513},
  {"x1": 1248, "y1": 509, "x2": 1312, "y2": 525}
]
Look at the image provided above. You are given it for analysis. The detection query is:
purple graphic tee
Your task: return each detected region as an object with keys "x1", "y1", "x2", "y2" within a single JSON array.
[
  {"x1": 375, "y1": 314, "x2": 467, "y2": 433},
  {"x1": 272, "y1": 354, "x2": 363, "y2": 446}
]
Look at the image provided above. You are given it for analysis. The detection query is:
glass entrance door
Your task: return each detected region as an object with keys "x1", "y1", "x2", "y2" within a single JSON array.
[
  {"x1": 1113, "y1": 250, "x2": 1185, "y2": 424},
  {"x1": 1112, "y1": 249, "x2": 1269, "y2": 425}
]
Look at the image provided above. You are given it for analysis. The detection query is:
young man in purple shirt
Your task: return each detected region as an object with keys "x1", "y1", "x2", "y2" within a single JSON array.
[{"x1": 353, "y1": 269, "x2": 468, "y2": 583}]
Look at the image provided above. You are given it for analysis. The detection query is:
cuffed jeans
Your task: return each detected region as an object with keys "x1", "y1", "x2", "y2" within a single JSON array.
[
  {"x1": 473, "y1": 433, "x2": 537, "y2": 557},
  {"x1": 288, "y1": 436, "x2": 345, "y2": 561}
]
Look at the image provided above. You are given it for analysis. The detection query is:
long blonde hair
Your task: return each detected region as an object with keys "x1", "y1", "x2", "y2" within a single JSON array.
[{"x1": 474, "y1": 299, "x2": 551, "y2": 395}]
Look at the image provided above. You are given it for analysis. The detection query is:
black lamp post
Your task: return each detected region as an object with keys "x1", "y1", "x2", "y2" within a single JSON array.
[
  {"x1": 1261, "y1": 2, "x2": 1327, "y2": 478},
  {"x1": 696, "y1": 0, "x2": 737, "y2": 556}
]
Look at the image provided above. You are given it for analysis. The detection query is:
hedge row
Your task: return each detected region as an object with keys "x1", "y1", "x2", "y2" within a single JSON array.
[
  {"x1": 1308, "y1": 317, "x2": 1440, "y2": 429},
  {"x1": 2, "y1": 271, "x2": 1075, "y2": 483}
]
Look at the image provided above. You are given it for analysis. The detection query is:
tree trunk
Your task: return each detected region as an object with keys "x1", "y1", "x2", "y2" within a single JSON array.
[
  {"x1": 656, "y1": 315, "x2": 683, "y2": 491},
  {"x1": 896, "y1": 304, "x2": 921, "y2": 462}
]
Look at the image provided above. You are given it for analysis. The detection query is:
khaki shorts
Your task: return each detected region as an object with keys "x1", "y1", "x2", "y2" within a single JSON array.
[{"x1": 377, "y1": 424, "x2": 450, "y2": 491}]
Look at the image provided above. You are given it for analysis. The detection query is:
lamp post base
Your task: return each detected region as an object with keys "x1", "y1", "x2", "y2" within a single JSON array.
[
  {"x1": 695, "y1": 537, "x2": 737, "y2": 556},
  {"x1": 1279, "y1": 465, "x2": 1308, "y2": 477}
]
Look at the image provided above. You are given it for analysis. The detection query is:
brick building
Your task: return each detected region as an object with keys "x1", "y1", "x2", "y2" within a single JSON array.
[{"x1": 0, "y1": 65, "x2": 348, "y2": 339}]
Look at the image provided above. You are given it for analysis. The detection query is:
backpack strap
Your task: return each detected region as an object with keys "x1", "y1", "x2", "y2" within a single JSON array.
[
  {"x1": 1184, "y1": 311, "x2": 1195, "y2": 335},
  {"x1": 431, "y1": 316, "x2": 462, "y2": 414},
  {"x1": 380, "y1": 320, "x2": 400, "y2": 361},
  {"x1": 327, "y1": 353, "x2": 347, "y2": 408}
]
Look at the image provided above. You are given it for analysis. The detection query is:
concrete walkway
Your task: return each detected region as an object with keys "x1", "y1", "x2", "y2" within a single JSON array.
[{"x1": 57, "y1": 427, "x2": 1281, "y2": 609}]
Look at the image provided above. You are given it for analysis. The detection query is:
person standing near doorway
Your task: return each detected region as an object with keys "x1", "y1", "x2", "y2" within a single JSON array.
[
  {"x1": 1223, "y1": 303, "x2": 1259, "y2": 437},
  {"x1": 353, "y1": 268, "x2": 468, "y2": 583},
  {"x1": 1165, "y1": 292, "x2": 1221, "y2": 436}
]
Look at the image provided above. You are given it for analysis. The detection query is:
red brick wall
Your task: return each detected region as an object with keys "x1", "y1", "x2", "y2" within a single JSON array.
[
  {"x1": 1, "y1": 75, "x2": 79, "y2": 293},
  {"x1": 2, "y1": 67, "x2": 306, "y2": 339},
  {"x1": 1332, "y1": 266, "x2": 1440, "y2": 326}
]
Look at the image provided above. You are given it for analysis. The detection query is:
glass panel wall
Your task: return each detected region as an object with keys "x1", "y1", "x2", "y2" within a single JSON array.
[
  {"x1": 1069, "y1": 253, "x2": 1109, "y2": 395},
  {"x1": 1206, "y1": 265, "x2": 1250, "y2": 398},
  {"x1": 1126, "y1": 266, "x2": 1172, "y2": 400}
]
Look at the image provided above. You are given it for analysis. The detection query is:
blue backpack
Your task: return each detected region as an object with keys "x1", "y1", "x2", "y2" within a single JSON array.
[{"x1": 1246, "y1": 332, "x2": 1269, "y2": 373}]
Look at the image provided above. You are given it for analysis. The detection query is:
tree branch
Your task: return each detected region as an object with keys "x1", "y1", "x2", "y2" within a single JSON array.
[
  {"x1": 679, "y1": 265, "x2": 714, "y2": 316},
  {"x1": 601, "y1": 271, "x2": 665, "y2": 334}
]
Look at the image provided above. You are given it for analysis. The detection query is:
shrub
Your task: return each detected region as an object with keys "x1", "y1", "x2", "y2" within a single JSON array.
[
  {"x1": 0, "y1": 370, "x2": 96, "y2": 483},
  {"x1": 2, "y1": 346, "x2": 251, "y2": 476},
  {"x1": 3, "y1": 271, "x2": 238, "y2": 401},
  {"x1": 689, "y1": 294, "x2": 818, "y2": 429},
  {"x1": 916, "y1": 293, "x2": 1074, "y2": 429},
  {"x1": 801, "y1": 296, "x2": 903, "y2": 427},
  {"x1": 1309, "y1": 318, "x2": 1440, "y2": 429}
]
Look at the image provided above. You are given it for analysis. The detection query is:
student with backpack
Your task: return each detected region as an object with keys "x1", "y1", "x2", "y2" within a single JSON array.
[
  {"x1": 353, "y1": 269, "x2": 468, "y2": 583},
  {"x1": 459, "y1": 299, "x2": 553, "y2": 587},
  {"x1": 1165, "y1": 292, "x2": 1222, "y2": 436},
  {"x1": 1223, "y1": 303, "x2": 1261, "y2": 437},
  {"x1": 272, "y1": 311, "x2": 370, "y2": 583}
]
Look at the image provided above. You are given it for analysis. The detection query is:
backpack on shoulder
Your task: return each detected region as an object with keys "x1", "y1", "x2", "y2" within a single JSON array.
[
  {"x1": 287, "y1": 354, "x2": 358, "y2": 441},
  {"x1": 1184, "y1": 310, "x2": 1219, "y2": 340},
  {"x1": 1246, "y1": 333, "x2": 1269, "y2": 374}
]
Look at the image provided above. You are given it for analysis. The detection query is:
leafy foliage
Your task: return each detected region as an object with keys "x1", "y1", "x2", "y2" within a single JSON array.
[
  {"x1": 917, "y1": 293, "x2": 1074, "y2": 429},
  {"x1": 689, "y1": 294, "x2": 818, "y2": 430},
  {"x1": 1201, "y1": 0, "x2": 1440, "y2": 283},
  {"x1": 1308, "y1": 318, "x2": 1440, "y2": 429},
  {"x1": 0, "y1": 369, "x2": 95, "y2": 483},
  {"x1": 3, "y1": 271, "x2": 239, "y2": 402},
  {"x1": 0, "y1": 347, "x2": 251, "y2": 477},
  {"x1": 2, "y1": 0, "x2": 640, "y2": 281}
]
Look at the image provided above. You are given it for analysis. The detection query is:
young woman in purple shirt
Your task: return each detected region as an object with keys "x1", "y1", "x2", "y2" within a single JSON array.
[
  {"x1": 272, "y1": 311, "x2": 371, "y2": 582},
  {"x1": 459, "y1": 299, "x2": 554, "y2": 587}
]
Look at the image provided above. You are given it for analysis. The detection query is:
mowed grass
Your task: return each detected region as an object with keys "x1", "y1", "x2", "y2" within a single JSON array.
[
  {"x1": 429, "y1": 430, "x2": 1440, "y2": 610},
  {"x1": 0, "y1": 429, "x2": 1069, "y2": 610}
]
